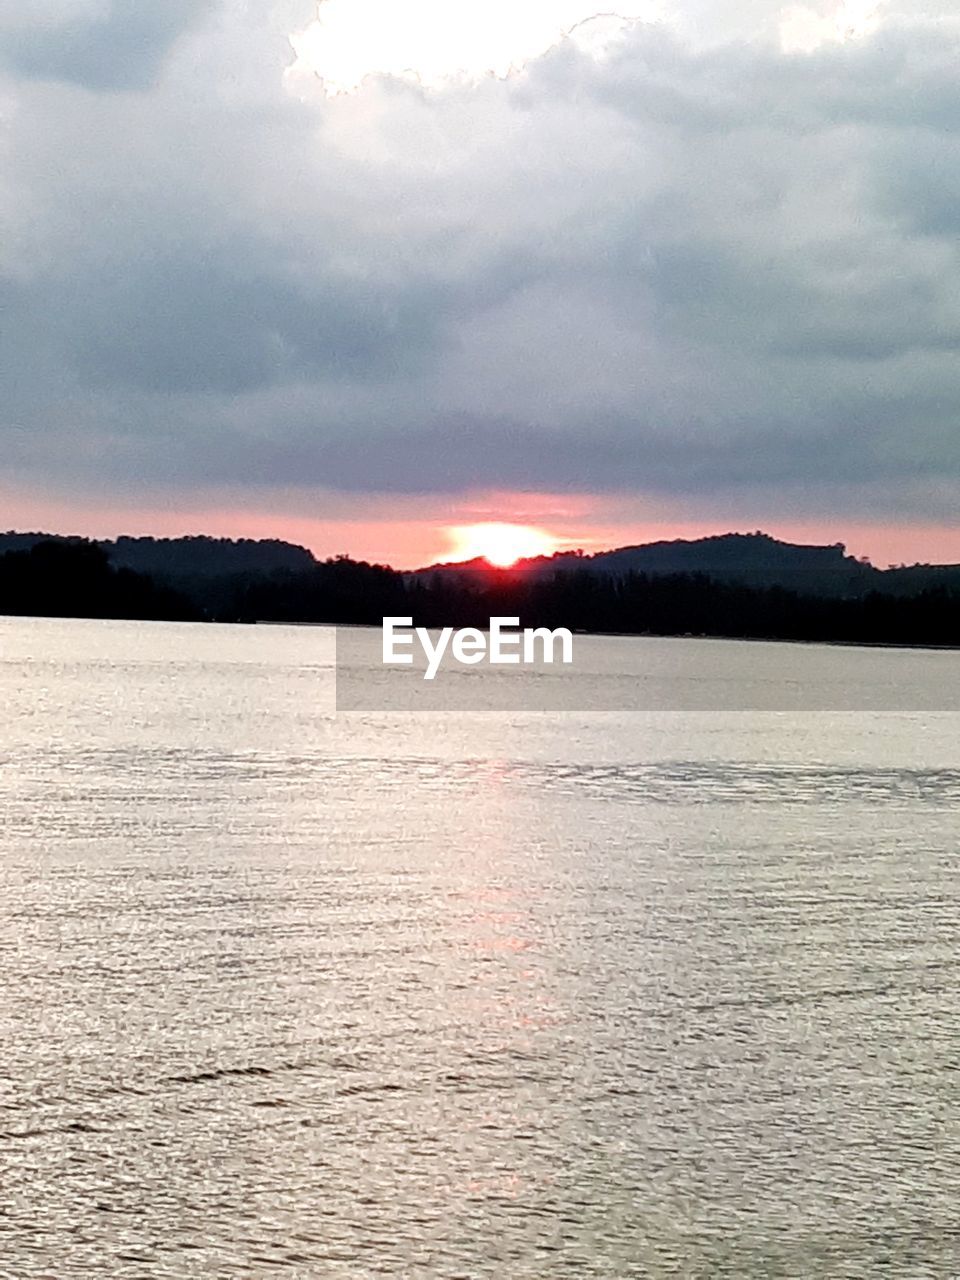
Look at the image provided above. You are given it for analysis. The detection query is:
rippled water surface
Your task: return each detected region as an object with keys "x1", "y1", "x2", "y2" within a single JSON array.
[{"x1": 3, "y1": 617, "x2": 960, "y2": 1277}]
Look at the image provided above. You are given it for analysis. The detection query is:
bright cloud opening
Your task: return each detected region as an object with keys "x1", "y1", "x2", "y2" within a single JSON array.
[
  {"x1": 289, "y1": 0, "x2": 660, "y2": 94},
  {"x1": 780, "y1": 1, "x2": 882, "y2": 53}
]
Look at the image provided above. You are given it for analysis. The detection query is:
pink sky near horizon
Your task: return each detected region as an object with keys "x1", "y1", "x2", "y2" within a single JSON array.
[{"x1": 3, "y1": 484, "x2": 960, "y2": 568}]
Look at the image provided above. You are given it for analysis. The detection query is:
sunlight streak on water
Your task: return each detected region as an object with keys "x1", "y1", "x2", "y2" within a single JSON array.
[{"x1": 2, "y1": 618, "x2": 960, "y2": 1275}]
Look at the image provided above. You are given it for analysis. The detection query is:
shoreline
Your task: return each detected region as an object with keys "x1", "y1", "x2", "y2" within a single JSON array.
[{"x1": 3, "y1": 612, "x2": 959, "y2": 655}]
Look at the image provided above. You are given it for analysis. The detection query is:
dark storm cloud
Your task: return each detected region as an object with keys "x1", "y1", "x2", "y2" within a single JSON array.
[
  {"x1": 2, "y1": 1, "x2": 960, "y2": 520},
  {"x1": 44, "y1": 249, "x2": 454, "y2": 394},
  {"x1": 130, "y1": 405, "x2": 960, "y2": 496}
]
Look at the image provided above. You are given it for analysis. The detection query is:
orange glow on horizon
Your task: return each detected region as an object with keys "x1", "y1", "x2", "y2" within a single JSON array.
[
  {"x1": 5, "y1": 480, "x2": 960, "y2": 569},
  {"x1": 443, "y1": 522, "x2": 559, "y2": 567}
]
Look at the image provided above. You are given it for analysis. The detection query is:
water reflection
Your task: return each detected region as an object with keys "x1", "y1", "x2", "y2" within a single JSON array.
[{"x1": 3, "y1": 620, "x2": 960, "y2": 1276}]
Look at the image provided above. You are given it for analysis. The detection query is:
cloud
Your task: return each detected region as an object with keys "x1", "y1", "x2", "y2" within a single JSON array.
[
  {"x1": 0, "y1": 0, "x2": 224, "y2": 91},
  {"x1": 288, "y1": 0, "x2": 660, "y2": 92},
  {"x1": 1, "y1": 0, "x2": 960, "y2": 527}
]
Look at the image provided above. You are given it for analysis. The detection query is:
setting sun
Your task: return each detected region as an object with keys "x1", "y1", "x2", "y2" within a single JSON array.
[{"x1": 445, "y1": 522, "x2": 558, "y2": 568}]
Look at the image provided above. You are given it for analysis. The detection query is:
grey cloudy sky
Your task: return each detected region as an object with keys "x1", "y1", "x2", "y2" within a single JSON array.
[{"x1": 2, "y1": 0, "x2": 959, "y2": 557}]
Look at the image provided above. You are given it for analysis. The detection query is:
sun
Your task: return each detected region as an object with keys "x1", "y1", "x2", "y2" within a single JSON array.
[{"x1": 445, "y1": 522, "x2": 558, "y2": 568}]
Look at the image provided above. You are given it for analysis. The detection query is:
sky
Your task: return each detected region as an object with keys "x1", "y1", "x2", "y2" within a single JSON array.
[{"x1": 2, "y1": 0, "x2": 960, "y2": 567}]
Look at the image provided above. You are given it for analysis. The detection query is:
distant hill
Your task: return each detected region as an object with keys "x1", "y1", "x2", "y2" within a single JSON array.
[
  {"x1": 0, "y1": 532, "x2": 319, "y2": 621},
  {"x1": 880, "y1": 562, "x2": 960, "y2": 596},
  {"x1": 558, "y1": 532, "x2": 879, "y2": 596},
  {"x1": 0, "y1": 540, "x2": 197, "y2": 621},
  {"x1": 0, "y1": 532, "x2": 316, "y2": 579},
  {"x1": 2, "y1": 528, "x2": 958, "y2": 642},
  {"x1": 105, "y1": 535, "x2": 316, "y2": 579},
  {"x1": 422, "y1": 531, "x2": 881, "y2": 597}
]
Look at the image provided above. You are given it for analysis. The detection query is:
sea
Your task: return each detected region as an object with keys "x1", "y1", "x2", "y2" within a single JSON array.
[{"x1": 2, "y1": 615, "x2": 960, "y2": 1278}]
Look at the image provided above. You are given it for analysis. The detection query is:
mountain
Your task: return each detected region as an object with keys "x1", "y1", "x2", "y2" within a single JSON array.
[
  {"x1": 557, "y1": 532, "x2": 879, "y2": 595},
  {"x1": 422, "y1": 531, "x2": 881, "y2": 597},
  {"x1": 2, "y1": 528, "x2": 958, "y2": 643},
  {"x1": 0, "y1": 540, "x2": 198, "y2": 620},
  {"x1": 880, "y1": 562, "x2": 960, "y2": 596},
  {"x1": 0, "y1": 532, "x2": 316, "y2": 578},
  {"x1": 0, "y1": 532, "x2": 319, "y2": 621}
]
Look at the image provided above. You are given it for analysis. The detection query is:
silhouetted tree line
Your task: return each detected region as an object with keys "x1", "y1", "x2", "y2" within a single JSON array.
[
  {"x1": 0, "y1": 541, "x2": 198, "y2": 621},
  {"x1": 1, "y1": 541, "x2": 958, "y2": 647},
  {"x1": 238, "y1": 561, "x2": 960, "y2": 647},
  {"x1": 0, "y1": 531, "x2": 314, "y2": 577},
  {"x1": 106, "y1": 535, "x2": 315, "y2": 578}
]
